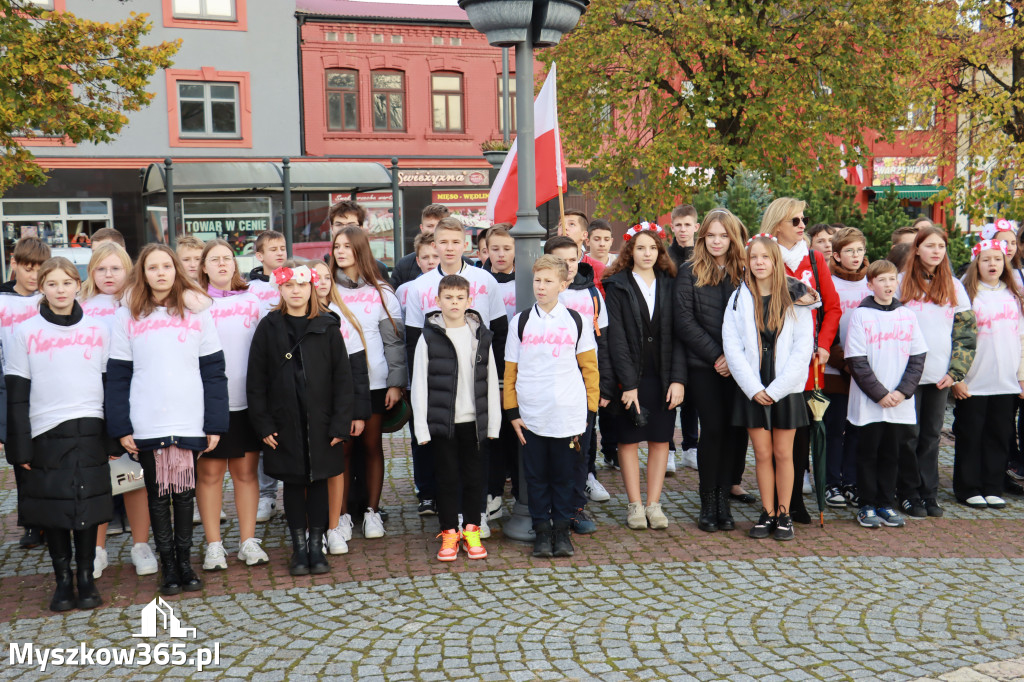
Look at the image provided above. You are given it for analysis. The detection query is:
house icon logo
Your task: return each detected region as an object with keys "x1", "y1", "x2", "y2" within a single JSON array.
[{"x1": 133, "y1": 597, "x2": 197, "y2": 639}]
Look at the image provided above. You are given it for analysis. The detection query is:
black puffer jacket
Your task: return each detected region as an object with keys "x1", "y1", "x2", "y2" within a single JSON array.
[
  {"x1": 601, "y1": 269, "x2": 687, "y2": 400},
  {"x1": 420, "y1": 310, "x2": 493, "y2": 442},
  {"x1": 673, "y1": 261, "x2": 739, "y2": 371},
  {"x1": 668, "y1": 242, "x2": 693, "y2": 269},
  {"x1": 246, "y1": 310, "x2": 353, "y2": 484}
]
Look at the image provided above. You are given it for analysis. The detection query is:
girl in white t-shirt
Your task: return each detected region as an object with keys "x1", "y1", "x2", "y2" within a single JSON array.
[
  {"x1": 952, "y1": 240, "x2": 1024, "y2": 509},
  {"x1": 80, "y1": 243, "x2": 157, "y2": 580},
  {"x1": 330, "y1": 226, "x2": 407, "y2": 540},
  {"x1": 195, "y1": 239, "x2": 268, "y2": 571},
  {"x1": 897, "y1": 226, "x2": 976, "y2": 518},
  {"x1": 105, "y1": 244, "x2": 229, "y2": 597},
  {"x1": 311, "y1": 260, "x2": 370, "y2": 555},
  {"x1": 6, "y1": 258, "x2": 111, "y2": 612}
]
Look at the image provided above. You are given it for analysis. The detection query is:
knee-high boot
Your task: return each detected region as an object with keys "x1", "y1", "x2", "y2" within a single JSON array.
[
  {"x1": 149, "y1": 492, "x2": 181, "y2": 595},
  {"x1": 172, "y1": 489, "x2": 202, "y2": 592},
  {"x1": 46, "y1": 529, "x2": 75, "y2": 612},
  {"x1": 73, "y1": 527, "x2": 102, "y2": 609}
]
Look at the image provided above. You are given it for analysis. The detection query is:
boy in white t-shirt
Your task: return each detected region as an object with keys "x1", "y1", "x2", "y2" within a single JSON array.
[
  {"x1": 844, "y1": 260, "x2": 928, "y2": 530},
  {"x1": 395, "y1": 233, "x2": 438, "y2": 317}
]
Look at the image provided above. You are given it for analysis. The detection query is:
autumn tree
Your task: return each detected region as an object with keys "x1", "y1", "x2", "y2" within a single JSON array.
[
  {"x1": 544, "y1": 0, "x2": 937, "y2": 221},
  {"x1": 0, "y1": 0, "x2": 179, "y2": 193}
]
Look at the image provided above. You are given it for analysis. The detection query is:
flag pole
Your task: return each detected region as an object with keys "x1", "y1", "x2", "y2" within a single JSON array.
[{"x1": 557, "y1": 183, "x2": 565, "y2": 236}]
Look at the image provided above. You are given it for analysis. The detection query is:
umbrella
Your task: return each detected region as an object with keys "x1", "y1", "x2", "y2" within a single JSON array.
[{"x1": 807, "y1": 357, "x2": 831, "y2": 527}]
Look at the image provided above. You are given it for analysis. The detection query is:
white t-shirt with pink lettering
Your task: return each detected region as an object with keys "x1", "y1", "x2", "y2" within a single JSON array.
[
  {"x1": 109, "y1": 306, "x2": 222, "y2": 441},
  {"x1": 559, "y1": 286, "x2": 608, "y2": 331},
  {"x1": 337, "y1": 282, "x2": 401, "y2": 390},
  {"x1": 826, "y1": 276, "x2": 872, "y2": 376},
  {"x1": 404, "y1": 264, "x2": 506, "y2": 330},
  {"x1": 0, "y1": 293, "x2": 41, "y2": 370},
  {"x1": 247, "y1": 279, "x2": 280, "y2": 317},
  {"x1": 6, "y1": 314, "x2": 109, "y2": 437},
  {"x1": 898, "y1": 274, "x2": 971, "y2": 385},
  {"x1": 80, "y1": 293, "x2": 120, "y2": 324},
  {"x1": 963, "y1": 283, "x2": 1024, "y2": 396},
  {"x1": 209, "y1": 292, "x2": 262, "y2": 411},
  {"x1": 328, "y1": 302, "x2": 366, "y2": 356},
  {"x1": 844, "y1": 304, "x2": 928, "y2": 426},
  {"x1": 498, "y1": 278, "x2": 516, "y2": 320}
]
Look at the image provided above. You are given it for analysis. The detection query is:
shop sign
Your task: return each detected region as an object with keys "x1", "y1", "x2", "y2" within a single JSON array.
[
  {"x1": 398, "y1": 170, "x2": 488, "y2": 187},
  {"x1": 872, "y1": 157, "x2": 939, "y2": 186},
  {"x1": 184, "y1": 216, "x2": 269, "y2": 233}
]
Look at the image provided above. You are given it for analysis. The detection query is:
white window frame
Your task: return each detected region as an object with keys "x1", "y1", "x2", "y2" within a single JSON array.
[
  {"x1": 178, "y1": 81, "x2": 241, "y2": 139},
  {"x1": 0, "y1": 198, "x2": 112, "y2": 278},
  {"x1": 171, "y1": 0, "x2": 236, "y2": 21}
]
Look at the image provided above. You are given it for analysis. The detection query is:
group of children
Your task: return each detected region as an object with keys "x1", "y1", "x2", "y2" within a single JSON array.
[{"x1": 7, "y1": 195, "x2": 1022, "y2": 611}]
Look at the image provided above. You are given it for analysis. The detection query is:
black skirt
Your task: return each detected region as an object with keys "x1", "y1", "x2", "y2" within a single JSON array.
[
  {"x1": 205, "y1": 409, "x2": 261, "y2": 459},
  {"x1": 732, "y1": 317, "x2": 809, "y2": 431},
  {"x1": 616, "y1": 352, "x2": 675, "y2": 444}
]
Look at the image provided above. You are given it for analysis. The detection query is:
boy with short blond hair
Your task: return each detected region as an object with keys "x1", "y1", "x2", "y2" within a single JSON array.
[
  {"x1": 395, "y1": 233, "x2": 439, "y2": 316},
  {"x1": 175, "y1": 236, "x2": 205, "y2": 282}
]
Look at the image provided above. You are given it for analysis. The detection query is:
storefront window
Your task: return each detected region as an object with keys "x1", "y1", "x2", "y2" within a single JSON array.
[
  {"x1": 0, "y1": 198, "x2": 112, "y2": 277},
  {"x1": 181, "y1": 196, "x2": 271, "y2": 273}
]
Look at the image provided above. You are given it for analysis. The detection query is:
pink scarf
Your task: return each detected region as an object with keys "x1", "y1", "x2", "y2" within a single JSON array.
[
  {"x1": 207, "y1": 284, "x2": 245, "y2": 299},
  {"x1": 154, "y1": 445, "x2": 195, "y2": 495}
]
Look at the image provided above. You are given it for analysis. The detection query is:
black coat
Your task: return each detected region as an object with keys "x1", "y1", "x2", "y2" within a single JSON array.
[
  {"x1": 246, "y1": 310, "x2": 353, "y2": 484},
  {"x1": 673, "y1": 261, "x2": 739, "y2": 371},
  {"x1": 668, "y1": 242, "x2": 693, "y2": 269},
  {"x1": 601, "y1": 269, "x2": 687, "y2": 400}
]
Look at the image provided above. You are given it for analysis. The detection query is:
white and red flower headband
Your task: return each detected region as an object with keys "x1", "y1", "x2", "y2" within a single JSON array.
[
  {"x1": 971, "y1": 239, "x2": 1009, "y2": 261},
  {"x1": 623, "y1": 221, "x2": 667, "y2": 242},
  {"x1": 745, "y1": 233, "x2": 778, "y2": 247},
  {"x1": 980, "y1": 217, "x2": 1018, "y2": 240},
  {"x1": 273, "y1": 265, "x2": 319, "y2": 286}
]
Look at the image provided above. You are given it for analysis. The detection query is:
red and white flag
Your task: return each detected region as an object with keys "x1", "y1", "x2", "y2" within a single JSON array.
[{"x1": 486, "y1": 63, "x2": 568, "y2": 225}]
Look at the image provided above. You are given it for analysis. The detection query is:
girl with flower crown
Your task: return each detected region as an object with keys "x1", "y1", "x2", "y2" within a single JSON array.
[
  {"x1": 600, "y1": 222, "x2": 686, "y2": 531},
  {"x1": 246, "y1": 261, "x2": 353, "y2": 576},
  {"x1": 952, "y1": 240, "x2": 1024, "y2": 509}
]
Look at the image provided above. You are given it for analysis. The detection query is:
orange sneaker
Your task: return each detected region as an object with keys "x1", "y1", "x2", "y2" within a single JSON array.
[
  {"x1": 461, "y1": 524, "x2": 487, "y2": 560},
  {"x1": 436, "y1": 529, "x2": 460, "y2": 562}
]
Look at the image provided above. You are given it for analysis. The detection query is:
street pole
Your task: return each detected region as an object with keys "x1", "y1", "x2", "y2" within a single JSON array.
[
  {"x1": 282, "y1": 157, "x2": 293, "y2": 257},
  {"x1": 164, "y1": 158, "x2": 176, "y2": 248},
  {"x1": 502, "y1": 47, "x2": 511, "y2": 145},
  {"x1": 391, "y1": 156, "x2": 403, "y2": 259}
]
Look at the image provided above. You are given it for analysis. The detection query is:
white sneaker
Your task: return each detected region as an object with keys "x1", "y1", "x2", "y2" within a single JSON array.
[
  {"x1": 131, "y1": 542, "x2": 158, "y2": 576},
  {"x1": 338, "y1": 513, "x2": 354, "y2": 542},
  {"x1": 802, "y1": 472, "x2": 812, "y2": 494},
  {"x1": 479, "y1": 514, "x2": 491, "y2": 539},
  {"x1": 256, "y1": 498, "x2": 276, "y2": 523},
  {"x1": 665, "y1": 453, "x2": 677, "y2": 475},
  {"x1": 681, "y1": 448, "x2": 699, "y2": 470},
  {"x1": 362, "y1": 508, "x2": 385, "y2": 539},
  {"x1": 203, "y1": 541, "x2": 228, "y2": 571},
  {"x1": 326, "y1": 526, "x2": 350, "y2": 555},
  {"x1": 92, "y1": 546, "x2": 108, "y2": 579},
  {"x1": 486, "y1": 494, "x2": 504, "y2": 520},
  {"x1": 237, "y1": 537, "x2": 270, "y2": 565},
  {"x1": 985, "y1": 495, "x2": 1007, "y2": 509},
  {"x1": 586, "y1": 473, "x2": 610, "y2": 502}
]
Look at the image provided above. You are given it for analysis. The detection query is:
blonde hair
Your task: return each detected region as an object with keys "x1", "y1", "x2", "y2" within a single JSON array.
[
  {"x1": 744, "y1": 237, "x2": 794, "y2": 333},
  {"x1": 692, "y1": 208, "x2": 746, "y2": 288},
  {"x1": 175, "y1": 235, "x2": 205, "y2": 253},
  {"x1": 309, "y1": 260, "x2": 368, "y2": 354},
  {"x1": 761, "y1": 197, "x2": 808, "y2": 236},
  {"x1": 533, "y1": 254, "x2": 569, "y2": 281},
  {"x1": 81, "y1": 242, "x2": 132, "y2": 300}
]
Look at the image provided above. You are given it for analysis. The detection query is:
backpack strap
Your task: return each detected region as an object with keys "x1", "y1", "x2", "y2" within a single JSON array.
[
  {"x1": 517, "y1": 307, "x2": 532, "y2": 342},
  {"x1": 807, "y1": 248, "x2": 824, "y2": 347},
  {"x1": 567, "y1": 308, "x2": 584, "y2": 350},
  {"x1": 587, "y1": 286, "x2": 602, "y2": 337}
]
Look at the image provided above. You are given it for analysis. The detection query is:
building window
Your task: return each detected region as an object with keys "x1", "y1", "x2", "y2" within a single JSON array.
[
  {"x1": 431, "y1": 72, "x2": 463, "y2": 133},
  {"x1": 432, "y1": 36, "x2": 443, "y2": 45},
  {"x1": 498, "y1": 75, "x2": 516, "y2": 135},
  {"x1": 371, "y1": 71, "x2": 405, "y2": 132},
  {"x1": 898, "y1": 104, "x2": 935, "y2": 131},
  {"x1": 371, "y1": 33, "x2": 383, "y2": 43},
  {"x1": 325, "y1": 31, "x2": 338, "y2": 41},
  {"x1": 171, "y1": 0, "x2": 235, "y2": 21},
  {"x1": 178, "y1": 81, "x2": 240, "y2": 137},
  {"x1": 344, "y1": 32, "x2": 356, "y2": 42},
  {"x1": 326, "y1": 70, "x2": 359, "y2": 132},
  {"x1": 391, "y1": 35, "x2": 402, "y2": 44},
  {"x1": 26, "y1": 0, "x2": 55, "y2": 8},
  {"x1": 450, "y1": 37, "x2": 461, "y2": 46}
]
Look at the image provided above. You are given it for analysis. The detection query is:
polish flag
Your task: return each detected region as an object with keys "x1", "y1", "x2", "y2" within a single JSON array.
[{"x1": 486, "y1": 63, "x2": 568, "y2": 225}]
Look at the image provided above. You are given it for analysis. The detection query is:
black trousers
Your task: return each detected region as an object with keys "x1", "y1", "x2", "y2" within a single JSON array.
[
  {"x1": 571, "y1": 412, "x2": 597, "y2": 510},
  {"x1": 823, "y1": 392, "x2": 859, "y2": 488},
  {"x1": 433, "y1": 422, "x2": 483, "y2": 531},
  {"x1": 598, "y1": 406, "x2": 619, "y2": 459},
  {"x1": 856, "y1": 422, "x2": 913, "y2": 508},
  {"x1": 953, "y1": 394, "x2": 1016, "y2": 500},
  {"x1": 282, "y1": 479, "x2": 329, "y2": 531},
  {"x1": 898, "y1": 383, "x2": 950, "y2": 501},
  {"x1": 690, "y1": 367, "x2": 748, "y2": 490},
  {"x1": 522, "y1": 430, "x2": 577, "y2": 525}
]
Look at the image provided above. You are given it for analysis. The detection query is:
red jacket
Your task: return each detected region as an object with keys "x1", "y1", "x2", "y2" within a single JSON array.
[
  {"x1": 581, "y1": 253, "x2": 606, "y2": 296},
  {"x1": 785, "y1": 249, "x2": 841, "y2": 391}
]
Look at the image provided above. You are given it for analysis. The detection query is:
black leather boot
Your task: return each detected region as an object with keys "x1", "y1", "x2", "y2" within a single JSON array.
[
  {"x1": 307, "y1": 527, "x2": 329, "y2": 574},
  {"x1": 46, "y1": 530, "x2": 76, "y2": 612},
  {"x1": 532, "y1": 521, "x2": 553, "y2": 558},
  {"x1": 289, "y1": 528, "x2": 310, "y2": 575},
  {"x1": 714, "y1": 488, "x2": 735, "y2": 531},
  {"x1": 149, "y1": 492, "x2": 181, "y2": 595},
  {"x1": 697, "y1": 488, "x2": 718, "y2": 533},
  {"x1": 552, "y1": 520, "x2": 574, "y2": 557},
  {"x1": 172, "y1": 490, "x2": 202, "y2": 592},
  {"x1": 73, "y1": 527, "x2": 102, "y2": 609}
]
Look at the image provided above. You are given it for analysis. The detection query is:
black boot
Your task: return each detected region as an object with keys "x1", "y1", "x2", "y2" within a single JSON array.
[
  {"x1": 552, "y1": 520, "x2": 574, "y2": 557},
  {"x1": 73, "y1": 527, "x2": 102, "y2": 609},
  {"x1": 307, "y1": 527, "x2": 329, "y2": 574},
  {"x1": 289, "y1": 528, "x2": 310, "y2": 575},
  {"x1": 20, "y1": 527, "x2": 43, "y2": 549},
  {"x1": 532, "y1": 521, "x2": 553, "y2": 558},
  {"x1": 714, "y1": 488, "x2": 735, "y2": 531},
  {"x1": 149, "y1": 493, "x2": 181, "y2": 595},
  {"x1": 172, "y1": 490, "x2": 201, "y2": 592},
  {"x1": 789, "y1": 486, "x2": 811, "y2": 525},
  {"x1": 46, "y1": 530, "x2": 76, "y2": 612},
  {"x1": 697, "y1": 488, "x2": 718, "y2": 533}
]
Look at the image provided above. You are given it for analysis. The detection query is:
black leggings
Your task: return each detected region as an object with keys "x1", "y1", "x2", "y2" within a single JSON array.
[
  {"x1": 689, "y1": 367, "x2": 748, "y2": 489},
  {"x1": 283, "y1": 480, "x2": 329, "y2": 531}
]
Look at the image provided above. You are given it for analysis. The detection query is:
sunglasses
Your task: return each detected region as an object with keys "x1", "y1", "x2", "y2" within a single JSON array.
[{"x1": 791, "y1": 216, "x2": 807, "y2": 227}]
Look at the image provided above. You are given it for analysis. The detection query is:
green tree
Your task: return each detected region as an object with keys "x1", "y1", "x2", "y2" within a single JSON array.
[
  {"x1": 0, "y1": 1, "x2": 179, "y2": 193},
  {"x1": 545, "y1": 0, "x2": 936, "y2": 221}
]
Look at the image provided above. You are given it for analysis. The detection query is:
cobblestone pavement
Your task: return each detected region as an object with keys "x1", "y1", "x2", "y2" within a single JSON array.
[{"x1": 1, "y1": 413, "x2": 1024, "y2": 680}]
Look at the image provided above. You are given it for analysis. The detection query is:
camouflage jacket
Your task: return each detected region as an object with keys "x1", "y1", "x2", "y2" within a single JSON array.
[{"x1": 947, "y1": 310, "x2": 977, "y2": 383}]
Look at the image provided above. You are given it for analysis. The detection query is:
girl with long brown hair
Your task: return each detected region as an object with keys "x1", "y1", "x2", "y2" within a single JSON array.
[
  {"x1": 601, "y1": 223, "x2": 685, "y2": 531},
  {"x1": 722, "y1": 236, "x2": 816, "y2": 541},
  {"x1": 896, "y1": 226, "x2": 976, "y2": 518},
  {"x1": 673, "y1": 208, "x2": 751, "y2": 532},
  {"x1": 105, "y1": 244, "x2": 229, "y2": 596},
  {"x1": 329, "y1": 226, "x2": 406, "y2": 540}
]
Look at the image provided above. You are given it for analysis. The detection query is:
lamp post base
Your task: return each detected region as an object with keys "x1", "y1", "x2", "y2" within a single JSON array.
[{"x1": 501, "y1": 500, "x2": 535, "y2": 543}]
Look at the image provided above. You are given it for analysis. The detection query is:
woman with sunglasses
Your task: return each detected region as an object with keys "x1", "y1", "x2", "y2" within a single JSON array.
[{"x1": 763, "y1": 198, "x2": 842, "y2": 524}]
